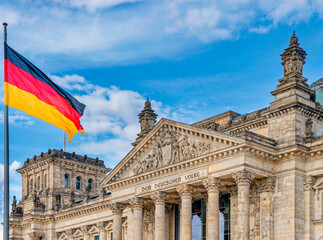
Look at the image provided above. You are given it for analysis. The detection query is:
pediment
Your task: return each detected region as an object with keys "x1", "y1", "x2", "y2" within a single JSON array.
[{"x1": 102, "y1": 119, "x2": 243, "y2": 186}]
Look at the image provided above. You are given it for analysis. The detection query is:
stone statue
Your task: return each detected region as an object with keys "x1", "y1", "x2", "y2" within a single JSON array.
[
  {"x1": 305, "y1": 119, "x2": 314, "y2": 138},
  {"x1": 69, "y1": 191, "x2": 75, "y2": 205},
  {"x1": 33, "y1": 191, "x2": 45, "y2": 210},
  {"x1": 11, "y1": 196, "x2": 17, "y2": 214}
]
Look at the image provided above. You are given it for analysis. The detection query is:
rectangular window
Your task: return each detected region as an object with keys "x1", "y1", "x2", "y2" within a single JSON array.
[
  {"x1": 175, "y1": 204, "x2": 180, "y2": 240},
  {"x1": 219, "y1": 193, "x2": 231, "y2": 240},
  {"x1": 111, "y1": 232, "x2": 113, "y2": 240},
  {"x1": 94, "y1": 236, "x2": 99, "y2": 240}
]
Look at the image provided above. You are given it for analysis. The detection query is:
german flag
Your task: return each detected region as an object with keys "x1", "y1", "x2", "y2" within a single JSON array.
[{"x1": 4, "y1": 43, "x2": 85, "y2": 142}]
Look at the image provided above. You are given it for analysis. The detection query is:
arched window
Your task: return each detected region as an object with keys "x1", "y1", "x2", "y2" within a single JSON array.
[
  {"x1": 76, "y1": 176, "x2": 81, "y2": 190},
  {"x1": 64, "y1": 174, "x2": 69, "y2": 188},
  {"x1": 88, "y1": 179, "x2": 93, "y2": 192}
]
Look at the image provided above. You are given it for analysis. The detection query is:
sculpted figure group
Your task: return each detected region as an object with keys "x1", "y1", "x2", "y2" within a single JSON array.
[{"x1": 134, "y1": 130, "x2": 211, "y2": 175}]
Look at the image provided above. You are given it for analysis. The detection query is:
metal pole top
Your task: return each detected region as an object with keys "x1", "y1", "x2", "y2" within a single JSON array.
[{"x1": 3, "y1": 22, "x2": 8, "y2": 26}]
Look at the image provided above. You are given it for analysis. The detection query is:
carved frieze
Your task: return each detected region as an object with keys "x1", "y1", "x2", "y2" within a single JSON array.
[{"x1": 133, "y1": 130, "x2": 211, "y2": 175}]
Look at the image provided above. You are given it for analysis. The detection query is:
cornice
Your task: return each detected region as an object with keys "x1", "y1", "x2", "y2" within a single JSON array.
[
  {"x1": 54, "y1": 199, "x2": 111, "y2": 221},
  {"x1": 104, "y1": 142, "x2": 277, "y2": 191}
]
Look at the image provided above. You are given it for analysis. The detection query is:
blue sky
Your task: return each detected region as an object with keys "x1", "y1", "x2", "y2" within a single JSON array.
[{"x1": 1, "y1": 0, "x2": 323, "y2": 233}]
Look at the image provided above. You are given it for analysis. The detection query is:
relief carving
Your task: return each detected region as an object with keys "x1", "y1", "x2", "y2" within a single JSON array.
[
  {"x1": 143, "y1": 205, "x2": 155, "y2": 240},
  {"x1": 133, "y1": 130, "x2": 211, "y2": 175}
]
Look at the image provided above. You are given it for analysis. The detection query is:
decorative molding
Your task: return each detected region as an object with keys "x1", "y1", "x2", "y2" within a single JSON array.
[
  {"x1": 129, "y1": 197, "x2": 145, "y2": 209},
  {"x1": 108, "y1": 202, "x2": 125, "y2": 215},
  {"x1": 177, "y1": 184, "x2": 194, "y2": 199},
  {"x1": 304, "y1": 175, "x2": 316, "y2": 191},
  {"x1": 203, "y1": 177, "x2": 221, "y2": 193},
  {"x1": 150, "y1": 191, "x2": 166, "y2": 204},
  {"x1": 232, "y1": 170, "x2": 256, "y2": 186}
]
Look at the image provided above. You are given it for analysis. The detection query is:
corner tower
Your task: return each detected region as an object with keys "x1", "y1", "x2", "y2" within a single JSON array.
[
  {"x1": 268, "y1": 32, "x2": 323, "y2": 146},
  {"x1": 132, "y1": 98, "x2": 157, "y2": 146}
]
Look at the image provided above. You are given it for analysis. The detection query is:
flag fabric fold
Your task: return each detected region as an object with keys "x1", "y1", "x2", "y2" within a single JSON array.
[{"x1": 4, "y1": 43, "x2": 85, "y2": 142}]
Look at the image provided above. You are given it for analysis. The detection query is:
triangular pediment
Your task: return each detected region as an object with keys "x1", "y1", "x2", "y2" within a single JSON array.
[{"x1": 102, "y1": 119, "x2": 243, "y2": 186}]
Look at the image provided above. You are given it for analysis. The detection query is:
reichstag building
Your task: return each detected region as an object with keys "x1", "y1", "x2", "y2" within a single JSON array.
[{"x1": 9, "y1": 33, "x2": 323, "y2": 240}]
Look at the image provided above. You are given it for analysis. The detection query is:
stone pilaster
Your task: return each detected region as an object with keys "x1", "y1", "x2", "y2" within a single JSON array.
[
  {"x1": 304, "y1": 175, "x2": 316, "y2": 240},
  {"x1": 232, "y1": 170, "x2": 255, "y2": 240},
  {"x1": 81, "y1": 226, "x2": 90, "y2": 240},
  {"x1": 177, "y1": 184, "x2": 194, "y2": 240},
  {"x1": 259, "y1": 177, "x2": 275, "y2": 240},
  {"x1": 129, "y1": 197, "x2": 145, "y2": 240},
  {"x1": 109, "y1": 202, "x2": 125, "y2": 240},
  {"x1": 151, "y1": 191, "x2": 166, "y2": 240},
  {"x1": 203, "y1": 177, "x2": 221, "y2": 240},
  {"x1": 97, "y1": 222, "x2": 107, "y2": 240}
]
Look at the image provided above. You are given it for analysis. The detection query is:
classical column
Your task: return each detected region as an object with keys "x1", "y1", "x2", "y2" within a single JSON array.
[
  {"x1": 109, "y1": 202, "x2": 125, "y2": 240},
  {"x1": 81, "y1": 226, "x2": 90, "y2": 240},
  {"x1": 259, "y1": 177, "x2": 275, "y2": 240},
  {"x1": 203, "y1": 177, "x2": 221, "y2": 240},
  {"x1": 151, "y1": 191, "x2": 166, "y2": 240},
  {"x1": 129, "y1": 197, "x2": 145, "y2": 240},
  {"x1": 97, "y1": 222, "x2": 107, "y2": 240},
  {"x1": 304, "y1": 175, "x2": 316, "y2": 240},
  {"x1": 177, "y1": 184, "x2": 194, "y2": 240},
  {"x1": 232, "y1": 170, "x2": 255, "y2": 240}
]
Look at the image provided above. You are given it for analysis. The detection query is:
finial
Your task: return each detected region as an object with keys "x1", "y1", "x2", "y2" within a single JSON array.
[
  {"x1": 144, "y1": 97, "x2": 152, "y2": 110},
  {"x1": 289, "y1": 31, "x2": 299, "y2": 46}
]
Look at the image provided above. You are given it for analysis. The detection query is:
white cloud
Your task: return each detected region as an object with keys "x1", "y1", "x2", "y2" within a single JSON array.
[
  {"x1": 51, "y1": 74, "x2": 193, "y2": 164},
  {"x1": 2, "y1": 0, "x2": 323, "y2": 67},
  {"x1": 69, "y1": 0, "x2": 141, "y2": 12}
]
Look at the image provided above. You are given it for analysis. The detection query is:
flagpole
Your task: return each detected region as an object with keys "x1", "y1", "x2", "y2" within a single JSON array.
[
  {"x1": 64, "y1": 131, "x2": 66, "y2": 152},
  {"x1": 3, "y1": 22, "x2": 10, "y2": 240}
]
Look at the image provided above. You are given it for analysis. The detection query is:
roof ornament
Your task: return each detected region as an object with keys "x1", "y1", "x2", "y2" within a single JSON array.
[
  {"x1": 132, "y1": 97, "x2": 157, "y2": 146},
  {"x1": 144, "y1": 97, "x2": 152, "y2": 110},
  {"x1": 289, "y1": 31, "x2": 299, "y2": 46}
]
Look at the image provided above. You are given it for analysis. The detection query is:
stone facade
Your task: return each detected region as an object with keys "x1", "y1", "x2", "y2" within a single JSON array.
[{"x1": 9, "y1": 33, "x2": 323, "y2": 240}]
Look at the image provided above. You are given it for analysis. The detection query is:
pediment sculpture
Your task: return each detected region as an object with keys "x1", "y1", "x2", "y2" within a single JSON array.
[{"x1": 133, "y1": 130, "x2": 211, "y2": 175}]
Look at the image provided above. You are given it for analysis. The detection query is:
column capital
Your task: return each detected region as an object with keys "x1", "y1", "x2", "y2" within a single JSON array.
[
  {"x1": 177, "y1": 184, "x2": 194, "y2": 199},
  {"x1": 108, "y1": 202, "x2": 125, "y2": 214},
  {"x1": 129, "y1": 197, "x2": 146, "y2": 209},
  {"x1": 203, "y1": 177, "x2": 221, "y2": 192},
  {"x1": 150, "y1": 191, "x2": 166, "y2": 204},
  {"x1": 304, "y1": 175, "x2": 317, "y2": 191},
  {"x1": 259, "y1": 177, "x2": 276, "y2": 193},
  {"x1": 165, "y1": 203, "x2": 173, "y2": 214},
  {"x1": 232, "y1": 169, "x2": 255, "y2": 186}
]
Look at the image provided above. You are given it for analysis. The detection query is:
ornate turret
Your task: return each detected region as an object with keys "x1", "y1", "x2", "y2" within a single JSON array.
[
  {"x1": 279, "y1": 31, "x2": 308, "y2": 87},
  {"x1": 132, "y1": 98, "x2": 157, "y2": 146},
  {"x1": 270, "y1": 32, "x2": 314, "y2": 109}
]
